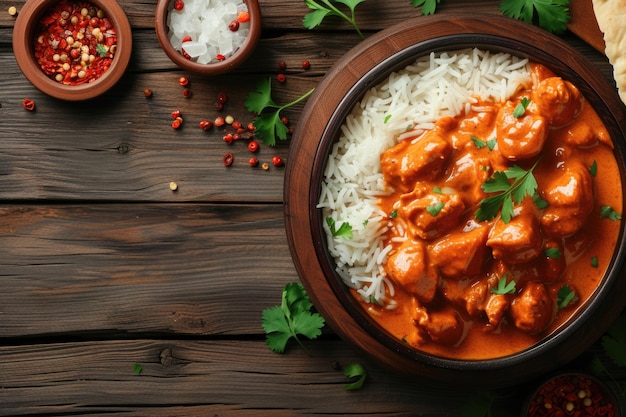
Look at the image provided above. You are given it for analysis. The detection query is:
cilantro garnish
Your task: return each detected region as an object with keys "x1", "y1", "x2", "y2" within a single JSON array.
[
  {"x1": 513, "y1": 97, "x2": 531, "y2": 118},
  {"x1": 426, "y1": 200, "x2": 444, "y2": 216},
  {"x1": 96, "y1": 43, "x2": 108, "y2": 57},
  {"x1": 544, "y1": 247, "x2": 561, "y2": 259},
  {"x1": 475, "y1": 159, "x2": 540, "y2": 223},
  {"x1": 532, "y1": 192, "x2": 549, "y2": 210},
  {"x1": 471, "y1": 136, "x2": 497, "y2": 151},
  {"x1": 245, "y1": 78, "x2": 314, "y2": 146},
  {"x1": 384, "y1": 114, "x2": 392, "y2": 124},
  {"x1": 261, "y1": 282, "x2": 326, "y2": 354},
  {"x1": 499, "y1": 0, "x2": 571, "y2": 34},
  {"x1": 490, "y1": 275, "x2": 516, "y2": 295},
  {"x1": 589, "y1": 160, "x2": 597, "y2": 177},
  {"x1": 433, "y1": 186, "x2": 442, "y2": 194},
  {"x1": 411, "y1": 0, "x2": 441, "y2": 15},
  {"x1": 326, "y1": 217, "x2": 353, "y2": 239},
  {"x1": 133, "y1": 363, "x2": 143, "y2": 375},
  {"x1": 591, "y1": 256, "x2": 599, "y2": 268},
  {"x1": 556, "y1": 285, "x2": 578, "y2": 309},
  {"x1": 389, "y1": 210, "x2": 398, "y2": 219},
  {"x1": 303, "y1": 0, "x2": 366, "y2": 39},
  {"x1": 342, "y1": 363, "x2": 367, "y2": 390},
  {"x1": 600, "y1": 206, "x2": 622, "y2": 221}
]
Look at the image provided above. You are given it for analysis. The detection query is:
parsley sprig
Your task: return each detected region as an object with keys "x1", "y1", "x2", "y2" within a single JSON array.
[
  {"x1": 303, "y1": 0, "x2": 366, "y2": 39},
  {"x1": 245, "y1": 78, "x2": 315, "y2": 146},
  {"x1": 491, "y1": 275, "x2": 516, "y2": 295},
  {"x1": 411, "y1": 0, "x2": 441, "y2": 15},
  {"x1": 475, "y1": 159, "x2": 541, "y2": 224},
  {"x1": 326, "y1": 217, "x2": 353, "y2": 239},
  {"x1": 262, "y1": 282, "x2": 326, "y2": 354}
]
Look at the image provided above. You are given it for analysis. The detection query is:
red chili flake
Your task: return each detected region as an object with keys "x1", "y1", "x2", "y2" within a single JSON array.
[
  {"x1": 272, "y1": 156, "x2": 284, "y2": 167},
  {"x1": 223, "y1": 153, "x2": 234, "y2": 167},
  {"x1": 178, "y1": 76, "x2": 189, "y2": 86},
  {"x1": 172, "y1": 119, "x2": 182, "y2": 129},
  {"x1": 199, "y1": 119, "x2": 213, "y2": 130},
  {"x1": 182, "y1": 88, "x2": 192, "y2": 98},
  {"x1": 232, "y1": 120, "x2": 242, "y2": 130},
  {"x1": 22, "y1": 98, "x2": 35, "y2": 111},
  {"x1": 247, "y1": 122, "x2": 255, "y2": 131},
  {"x1": 217, "y1": 92, "x2": 228, "y2": 104},
  {"x1": 144, "y1": 88, "x2": 153, "y2": 98},
  {"x1": 216, "y1": 54, "x2": 226, "y2": 61},
  {"x1": 171, "y1": 110, "x2": 182, "y2": 119},
  {"x1": 302, "y1": 60, "x2": 311, "y2": 70},
  {"x1": 281, "y1": 116, "x2": 289, "y2": 125},
  {"x1": 248, "y1": 157, "x2": 259, "y2": 167},
  {"x1": 182, "y1": 35, "x2": 192, "y2": 43},
  {"x1": 223, "y1": 133, "x2": 234, "y2": 144},
  {"x1": 278, "y1": 60, "x2": 286, "y2": 70},
  {"x1": 237, "y1": 10, "x2": 250, "y2": 23},
  {"x1": 277, "y1": 73, "x2": 286, "y2": 83},
  {"x1": 247, "y1": 141, "x2": 259, "y2": 153},
  {"x1": 228, "y1": 19, "x2": 239, "y2": 31},
  {"x1": 214, "y1": 116, "x2": 225, "y2": 127},
  {"x1": 173, "y1": 0, "x2": 184, "y2": 11}
]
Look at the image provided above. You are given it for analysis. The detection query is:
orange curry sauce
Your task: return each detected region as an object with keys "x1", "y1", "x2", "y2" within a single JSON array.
[{"x1": 360, "y1": 63, "x2": 622, "y2": 360}]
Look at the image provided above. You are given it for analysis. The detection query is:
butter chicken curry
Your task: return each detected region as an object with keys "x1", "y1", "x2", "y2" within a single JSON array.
[{"x1": 363, "y1": 63, "x2": 622, "y2": 359}]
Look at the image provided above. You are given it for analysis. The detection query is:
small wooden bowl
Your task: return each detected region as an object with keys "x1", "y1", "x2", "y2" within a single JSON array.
[
  {"x1": 154, "y1": 0, "x2": 261, "y2": 76},
  {"x1": 12, "y1": 0, "x2": 132, "y2": 101},
  {"x1": 285, "y1": 15, "x2": 626, "y2": 388}
]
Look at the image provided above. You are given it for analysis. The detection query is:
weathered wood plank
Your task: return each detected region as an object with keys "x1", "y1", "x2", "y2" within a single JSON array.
[
  {"x1": 0, "y1": 339, "x2": 527, "y2": 416},
  {"x1": 0, "y1": 204, "x2": 299, "y2": 338}
]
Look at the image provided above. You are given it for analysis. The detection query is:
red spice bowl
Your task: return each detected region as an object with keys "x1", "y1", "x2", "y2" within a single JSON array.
[
  {"x1": 12, "y1": 0, "x2": 132, "y2": 101},
  {"x1": 154, "y1": 0, "x2": 261, "y2": 76},
  {"x1": 522, "y1": 373, "x2": 622, "y2": 417}
]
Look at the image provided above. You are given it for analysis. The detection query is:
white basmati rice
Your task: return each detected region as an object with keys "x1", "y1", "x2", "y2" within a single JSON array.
[{"x1": 317, "y1": 48, "x2": 532, "y2": 306}]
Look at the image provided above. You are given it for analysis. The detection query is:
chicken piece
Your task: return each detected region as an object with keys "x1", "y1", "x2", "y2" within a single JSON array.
[
  {"x1": 540, "y1": 163, "x2": 594, "y2": 237},
  {"x1": 496, "y1": 101, "x2": 548, "y2": 161},
  {"x1": 442, "y1": 152, "x2": 492, "y2": 207},
  {"x1": 384, "y1": 240, "x2": 438, "y2": 303},
  {"x1": 380, "y1": 129, "x2": 452, "y2": 191},
  {"x1": 413, "y1": 304, "x2": 464, "y2": 346},
  {"x1": 510, "y1": 282, "x2": 556, "y2": 334},
  {"x1": 400, "y1": 192, "x2": 466, "y2": 240},
  {"x1": 429, "y1": 221, "x2": 490, "y2": 278},
  {"x1": 464, "y1": 277, "x2": 490, "y2": 317},
  {"x1": 486, "y1": 204, "x2": 543, "y2": 264},
  {"x1": 532, "y1": 77, "x2": 582, "y2": 127},
  {"x1": 552, "y1": 119, "x2": 597, "y2": 148},
  {"x1": 484, "y1": 293, "x2": 510, "y2": 328},
  {"x1": 462, "y1": 275, "x2": 510, "y2": 328}
]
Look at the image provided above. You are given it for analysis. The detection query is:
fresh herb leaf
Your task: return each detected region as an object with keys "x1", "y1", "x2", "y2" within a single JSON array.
[
  {"x1": 513, "y1": 97, "x2": 531, "y2": 117},
  {"x1": 369, "y1": 295, "x2": 380, "y2": 305},
  {"x1": 426, "y1": 200, "x2": 444, "y2": 216},
  {"x1": 133, "y1": 363, "x2": 143, "y2": 375},
  {"x1": 601, "y1": 313, "x2": 626, "y2": 367},
  {"x1": 96, "y1": 43, "x2": 108, "y2": 57},
  {"x1": 384, "y1": 114, "x2": 392, "y2": 124},
  {"x1": 499, "y1": 0, "x2": 571, "y2": 34},
  {"x1": 389, "y1": 209, "x2": 398, "y2": 219},
  {"x1": 475, "y1": 160, "x2": 540, "y2": 223},
  {"x1": 491, "y1": 275, "x2": 516, "y2": 295},
  {"x1": 411, "y1": 0, "x2": 441, "y2": 15},
  {"x1": 261, "y1": 282, "x2": 326, "y2": 354},
  {"x1": 326, "y1": 217, "x2": 353, "y2": 239},
  {"x1": 590, "y1": 160, "x2": 597, "y2": 177},
  {"x1": 303, "y1": 0, "x2": 366, "y2": 39},
  {"x1": 245, "y1": 78, "x2": 314, "y2": 146},
  {"x1": 433, "y1": 186, "x2": 442, "y2": 194},
  {"x1": 532, "y1": 192, "x2": 549, "y2": 209},
  {"x1": 591, "y1": 256, "x2": 599, "y2": 268},
  {"x1": 471, "y1": 136, "x2": 496, "y2": 151},
  {"x1": 600, "y1": 206, "x2": 622, "y2": 221},
  {"x1": 342, "y1": 363, "x2": 367, "y2": 390},
  {"x1": 544, "y1": 247, "x2": 561, "y2": 259},
  {"x1": 557, "y1": 285, "x2": 578, "y2": 309}
]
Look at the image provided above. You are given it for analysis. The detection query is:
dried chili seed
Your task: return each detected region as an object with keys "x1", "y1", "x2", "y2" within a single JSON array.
[
  {"x1": 217, "y1": 92, "x2": 228, "y2": 104},
  {"x1": 223, "y1": 153, "x2": 234, "y2": 166},
  {"x1": 173, "y1": 0, "x2": 184, "y2": 11},
  {"x1": 214, "y1": 116, "x2": 225, "y2": 127},
  {"x1": 248, "y1": 157, "x2": 259, "y2": 167},
  {"x1": 231, "y1": 120, "x2": 242, "y2": 130},
  {"x1": 247, "y1": 141, "x2": 259, "y2": 153},
  {"x1": 247, "y1": 122, "x2": 255, "y2": 131},
  {"x1": 225, "y1": 115, "x2": 234, "y2": 125},
  {"x1": 182, "y1": 35, "x2": 192, "y2": 43},
  {"x1": 232, "y1": 133, "x2": 240, "y2": 141},
  {"x1": 178, "y1": 76, "x2": 189, "y2": 86},
  {"x1": 228, "y1": 19, "x2": 239, "y2": 31},
  {"x1": 171, "y1": 110, "x2": 182, "y2": 119},
  {"x1": 216, "y1": 54, "x2": 226, "y2": 61},
  {"x1": 199, "y1": 119, "x2": 213, "y2": 130},
  {"x1": 144, "y1": 88, "x2": 153, "y2": 98},
  {"x1": 302, "y1": 60, "x2": 311, "y2": 70},
  {"x1": 182, "y1": 88, "x2": 192, "y2": 98},
  {"x1": 22, "y1": 98, "x2": 35, "y2": 111},
  {"x1": 272, "y1": 156, "x2": 284, "y2": 167},
  {"x1": 237, "y1": 10, "x2": 250, "y2": 22},
  {"x1": 223, "y1": 133, "x2": 234, "y2": 144},
  {"x1": 172, "y1": 119, "x2": 182, "y2": 129},
  {"x1": 169, "y1": 181, "x2": 178, "y2": 191},
  {"x1": 278, "y1": 60, "x2": 286, "y2": 70},
  {"x1": 277, "y1": 73, "x2": 286, "y2": 83},
  {"x1": 8, "y1": 6, "x2": 18, "y2": 16},
  {"x1": 262, "y1": 162, "x2": 270, "y2": 171}
]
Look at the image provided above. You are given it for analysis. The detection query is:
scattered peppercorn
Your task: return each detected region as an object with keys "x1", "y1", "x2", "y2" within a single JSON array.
[
  {"x1": 277, "y1": 73, "x2": 286, "y2": 83},
  {"x1": 262, "y1": 163, "x2": 270, "y2": 171},
  {"x1": 216, "y1": 54, "x2": 226, "y2": 61},
  {"x1": 237, "y1": 10, "x2": 250, "y2": 22},
  {"x1": 178, "y1": 76, "x2": 189, "y2": 86},
  {"x1": 199, "y1": 119, "x2": 213, "y2": 130},
  {"x1": 214, "y1": 102, "x2": 224, "y2": 111},
  {"x1": 217, "y1": 92, "x2": 228, "y2": 104},
  {"x1": 248, "y1": 141, "x2": 259, "y2": 153},
  {"x1": 214, "y1": 116, "x2": 225, "y2": 127},
  {"x1": 248, "y1": 157, "x2": 259, "y2": 167},
  {"x1": 272, "y1": 156, "x2": 284, "y2": 167},
  {"x1": 144, "y1": 88, "x2": 153, "y2": 98},
  {"x1": 278, "y1": 60, "x2": 286, "y2": 70},
  {"x1": 173, "y1": 0, "x2": 184, "y2": 10},
  {"x1": 281, "y1": 116, "x2": 289, "y2": 125},
  {"x1": 231, "y1": 120, "x2": 242, "y2": 130},
  {"x1": 169, "y1": 181, "x2": 178, "y2": 191},
  {"x1": 223, "y1": 133, "x2": 234, "y2": 144},
  {"x1": 172, "y1": 119, "x2": 182, "y2": 129},
  {"x1": 171, "y1": 110, "x2": 182, "y2": 119},
  {"x1": 8, "y1": 5, "x2": 17, "y2": 16},
  {"x1": 228, "y1": 19, "x2": 239, "y2": 31},
  {"x1": 225, "y1": 115, "x2": 234, "y2": 125},
  {"x1": 302, "y1": 60, "x2": 311, "y2": 70},
  {"x1": 247, "y1": 122, "x2": 255, "y2": 131},
  {"x1": 223, "y1": 153, "x2": 234, "y2": 166},
  {"x1": 22, "y1": 98, "x2": 35, "y2": 111},
  {"x1": 182, "y1": 88, "x2": 192, "y2": 98}
]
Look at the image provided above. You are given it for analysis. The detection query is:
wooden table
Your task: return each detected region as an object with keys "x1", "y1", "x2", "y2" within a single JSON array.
[{"x1": 0, "y1": 0, "x2": 624, "y2": 415}]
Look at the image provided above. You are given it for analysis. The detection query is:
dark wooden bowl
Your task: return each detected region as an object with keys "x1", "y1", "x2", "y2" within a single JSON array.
[
  {"x1": 284, "y1": 15, "x2": 626, "y2": 388},
  {"x1": 12, "y1": 0, "x2": 132, "y2": 101},
  {"x1": 154, "y1": 0, "x2": 261, "y2": 76}
]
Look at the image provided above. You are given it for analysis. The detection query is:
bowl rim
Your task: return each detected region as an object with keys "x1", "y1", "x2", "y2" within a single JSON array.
[
  {"x1": 284, "y1": 14, "x2": 626, "y2": 386},
  {"x1": 12, "y1": 0, "x2": 132, "y2": 101},
  {"x1": 154, "y1": 0, "x2": 261, "y2": 75}
]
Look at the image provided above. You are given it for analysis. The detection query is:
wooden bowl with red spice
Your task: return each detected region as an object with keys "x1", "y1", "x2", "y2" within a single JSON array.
[
  {"x1": 154, "y1": 0, "x2": 261, "y2": 76},
  {"x1": 12, "y1": 0, "x2": 132, "y2": 101}
]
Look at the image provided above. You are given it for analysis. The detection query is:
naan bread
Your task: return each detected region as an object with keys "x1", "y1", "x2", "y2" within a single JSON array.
[{"x1": 592, "y1": 0, "x2": 626, "y2": 105}]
